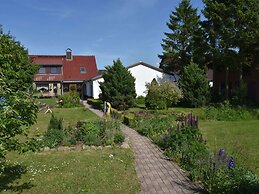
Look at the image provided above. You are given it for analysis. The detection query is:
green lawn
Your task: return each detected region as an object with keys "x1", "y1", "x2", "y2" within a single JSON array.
[
  {"x1": 35, "y1": 98, "x2": 59, "y2": 105},
  {"x1": 2, "y1": 148, "x2": 140, "y2": 194},
  {"x1": 30, "y1": 107, "x2": 100, "y2": 137},
  {"x1": 1, "y1": 104, "x2": 140, "y2": 193},
  {"x1": 125, "y1": 106, "x2": 259, "y2": 175},
  {"x1": 200, "y1": 120, "x2": 259, "y2": 175}
]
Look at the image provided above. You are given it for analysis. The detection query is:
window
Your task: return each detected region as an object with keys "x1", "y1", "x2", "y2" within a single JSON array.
[
  {"x1": 80, "y1": 67, "x2": 86, "y2": 74},
  {"x1": 38, "y1": 66, "x2": 46, "y2": 74},
  {"x1": 50, "y1": 66, "x2": 61, "y2": 74}
]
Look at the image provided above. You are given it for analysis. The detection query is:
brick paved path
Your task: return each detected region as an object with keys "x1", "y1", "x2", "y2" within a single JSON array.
[{"x1": 83, "y1": 101, "x2": 203, "y2": 194}]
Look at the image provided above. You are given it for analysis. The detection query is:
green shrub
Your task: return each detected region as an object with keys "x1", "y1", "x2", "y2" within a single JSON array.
[
  {"x1": 203, "y1": 101, "x2": 256, "y2": 121},
  {"x1": 203, "y1": 165, "x2": 259, "y2": 194},
  {"x1": 114, "y1": 132, "x2": 125, "y2": 144},
  {"x1": 132, "y1": 113, "x2": 172, "y2": 143},
  {"x1": 101, "y1": 120, "x2": 123, "y2": 145},
  {"x1": 83, "y1": 133, "x2": 101, "y2": 146},
  {"x1": 59, "y1": 93, "x2": 81, "y2": 108},
  {"x1": 48, "y1": 114, "x2": 63, "y2": 130},
  {"x1": 43, "y1": 114, "x2": 65, "y2": 148},
  {"x1": 111, "y1": 108, "x2": 123, "y2": 120},
  {"x1": 159, "y1": 126, "x2": 209, "y2": 180},
  {"x1": 76, "y1": 120, "x2": 124, "y2": 146},
  {"x1": 145, "y1": 79, "x2": 182, "y2": 110},
  {"x1": 87, "y1": 99, "x2": 103, "y2": 110},
  {"x1": 134, "y1": 96, "x2": 145, "y2": 107},
  {"x1": 43, "y1": 128, "x2": 65, "y2": 148},
  {"x1": 179, "y1": 63, "x2": 209, "y2": 107}
]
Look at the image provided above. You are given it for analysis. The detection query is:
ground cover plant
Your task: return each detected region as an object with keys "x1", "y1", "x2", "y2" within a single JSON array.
[
  {"x1": 30, "y1": 104, "x2": 100, "y2": 137},
  {"x1": 0, "y1": 102, "x2": 138, "y2": 193},
  {"x1": 42, "y1": 114, "x2": 125, "y2": 148},
  {"x1": 125, "y1": 109, "x2": 259, "y2": 193},
  {"x1": 1, "y1": 148, "x2": 140, "y2": 194}
]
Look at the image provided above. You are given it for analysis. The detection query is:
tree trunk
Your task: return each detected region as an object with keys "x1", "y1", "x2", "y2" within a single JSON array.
[{"x1": 225, "y1": 66, "x2": 229, "y2": 100}]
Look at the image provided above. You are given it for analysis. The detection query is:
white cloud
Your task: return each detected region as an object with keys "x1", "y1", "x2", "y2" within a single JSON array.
[{"x1": 35, "y1": 7, "x2": 74, "y2": 19}]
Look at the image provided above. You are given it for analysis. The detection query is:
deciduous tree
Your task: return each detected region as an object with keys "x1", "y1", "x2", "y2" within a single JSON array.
[
  {"x1": 0, "y1": 27, "x2": 38, "y2": 158},
  {"x1": 145, "y1": 79, "x2": 182, "y2": 110}
]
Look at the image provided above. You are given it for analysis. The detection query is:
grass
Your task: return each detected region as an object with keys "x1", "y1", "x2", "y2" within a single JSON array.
[
  {"x1": 200, "y1": 120, "x2": 259, "y2": 175},
  {"x1": 125, "y1": 106, "x2": 259, "y2": 175},
  {"x1": 35, "y1": 98, "x2": 59, "y2": 105},
  {"x1": 29, "y1": 107, "x2": 100, "y2": 137},
  {"x1": 2, "y1": 148, "x2": 140, "y2": 194},
  {"x1": 1, "y1": 100, "x2": 140, "y2": 193}
]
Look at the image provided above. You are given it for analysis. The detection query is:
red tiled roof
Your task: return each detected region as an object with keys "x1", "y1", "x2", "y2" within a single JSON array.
[
  {"x1": 63, "y1": 56, "x2": 98, "y2": 81},
  {"x1": 31, "y1": 55, "x2": 98, "y2": 82},
  {"x1": 30, "y1": 55, "x2": 64, "y2": 65}
]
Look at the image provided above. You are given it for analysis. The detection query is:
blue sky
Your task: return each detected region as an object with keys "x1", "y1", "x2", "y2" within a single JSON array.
[{"x1": 1, "y1": 0, "x2": 204, "y2": 69}]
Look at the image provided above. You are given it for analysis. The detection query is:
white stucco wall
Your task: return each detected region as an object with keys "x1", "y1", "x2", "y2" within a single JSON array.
[
  {"x1": 89, "y1": 64, "x2": 177, "y2": 99},
  {"x1": 128, "y1": 65, "x2": 176, "y2": 97},
  {"x1": 93, "y1": 78, "x2": 103, "y2": 99}
]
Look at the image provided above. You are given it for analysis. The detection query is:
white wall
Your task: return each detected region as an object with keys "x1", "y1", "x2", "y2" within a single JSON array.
[
  {"x1": 90, "y1": 64, "x2": 177, "y2": 98},
  {"x1": 128, "y1": 65, "x2": 176, "y2": 97},
  {"x1": 93, "y1": 78, "x2": 103, "y2": 99}
]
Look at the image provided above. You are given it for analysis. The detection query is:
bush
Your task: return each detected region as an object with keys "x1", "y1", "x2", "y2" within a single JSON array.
[
  {"x1": 76, "y1": 120, "x2": 124, "y2": 146},
  {"x1": 159, "y1": 126, "x2": 209, "y2": 180},
  {"x1": 145, "y1": 79, "x2": 182, "y2": 110},
  {"x1": 87, "y1": 98, "x2": 103, "y2": 110},
  {"x1": 43, "y1": 114, "x2": 65, "y2": 148},
  {"x1": 203, "y1": 101, "x2": 256, "y2": 121},
  {"x1": 179, "y1": 63, "x2": 209, "y2": 107},
  {"x1": 134, "y1": 96, "x2": 145, "y2": 107},
  {"x1": 203, "y1": 157, "x2": 259, "y2": 194},
  {"x1": 43, "y1": 128, "x2": 65, "y2": 148},
  {"x1": 59, "y1": 93, "x2": 81, "y2": 108}
]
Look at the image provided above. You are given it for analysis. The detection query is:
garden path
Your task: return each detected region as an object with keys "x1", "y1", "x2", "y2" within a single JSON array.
[{"x1": 82, "y1": 101, "x2": 203, "y2": 194}]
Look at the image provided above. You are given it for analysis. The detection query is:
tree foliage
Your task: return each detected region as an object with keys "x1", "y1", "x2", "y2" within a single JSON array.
[
  {"x1": 159, "y1": 0, "x2": 204, "y2": 74},
  {"x1": 145, "y1": 78, "x2": 182, "y2": 110},
  {"x1": 179, "y1": 63, "x2": 209, "y2": 107},
  {"x1": 203, "y1": 0, "x2": 259, "y2": 72},
  {"x1": 0, "y1": 27, "x2": 38, "y2": 158},
  {"x1": 99, "y1": 59, "x2": 136, "y2": 110}
]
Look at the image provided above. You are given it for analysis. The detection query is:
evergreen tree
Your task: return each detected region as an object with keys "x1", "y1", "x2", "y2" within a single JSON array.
[
  {"x1": 179, "y1": 63, "x2": 209, "y2": 107},
  {"x1": 202, "y1": 0, "x2": 259, "y2": 98},
  {"x1": 99, "y1": 59, "x2": 136, "y2": 110},
  {"x1": 0, "y1": 26, "x2": 38, "y2": 158},
  {"x1": 159, "y1": 0, "x2": 203, "y2": 74}
]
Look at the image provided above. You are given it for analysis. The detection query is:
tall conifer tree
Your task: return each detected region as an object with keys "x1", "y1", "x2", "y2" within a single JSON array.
[
  {"x1": 99, "y1": 59, "x2": 136, "y2": 110},
  {"x1": 159, "y1": 0, "x2": 203, "y2": 74}
]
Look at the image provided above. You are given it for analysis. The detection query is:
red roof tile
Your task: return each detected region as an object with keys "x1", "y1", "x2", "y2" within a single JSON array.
[{"x1": 31, "y1": 55, "x2": 98, "y2": 82}]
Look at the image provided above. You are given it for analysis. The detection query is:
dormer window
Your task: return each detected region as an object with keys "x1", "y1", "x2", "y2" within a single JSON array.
[
  {"x1": 66, "y1": 48, "x2": 73, "y2": 61},
  {"x1": 80, "y1": 67, "x2": 86, "y2": 74}
]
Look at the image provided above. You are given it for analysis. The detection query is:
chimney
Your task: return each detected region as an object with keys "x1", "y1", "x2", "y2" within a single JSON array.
[{"x1": 66, "y1": 48, "x2": 73, "y2": 61}]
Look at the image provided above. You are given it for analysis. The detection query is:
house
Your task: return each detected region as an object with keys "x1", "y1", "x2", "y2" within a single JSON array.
[
  {"x1": 31, "y1": 49, "x2": 98, "y2": 97},
  {"x1": 83, "y1": 61, "x2": 179, "y2": 99},
  {"x1": 213, "y1": 68, "x2": 259, "y2": 100}
]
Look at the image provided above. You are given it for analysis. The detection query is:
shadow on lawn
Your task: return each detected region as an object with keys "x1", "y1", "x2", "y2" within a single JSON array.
[{"x1": 0, "y1": 163, "x2": 34, "y2": 193}]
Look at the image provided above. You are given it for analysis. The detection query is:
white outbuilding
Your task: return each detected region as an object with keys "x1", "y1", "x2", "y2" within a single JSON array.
[{"x1": 83, "y1": 61, "x2": 179, "y2": 99}]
